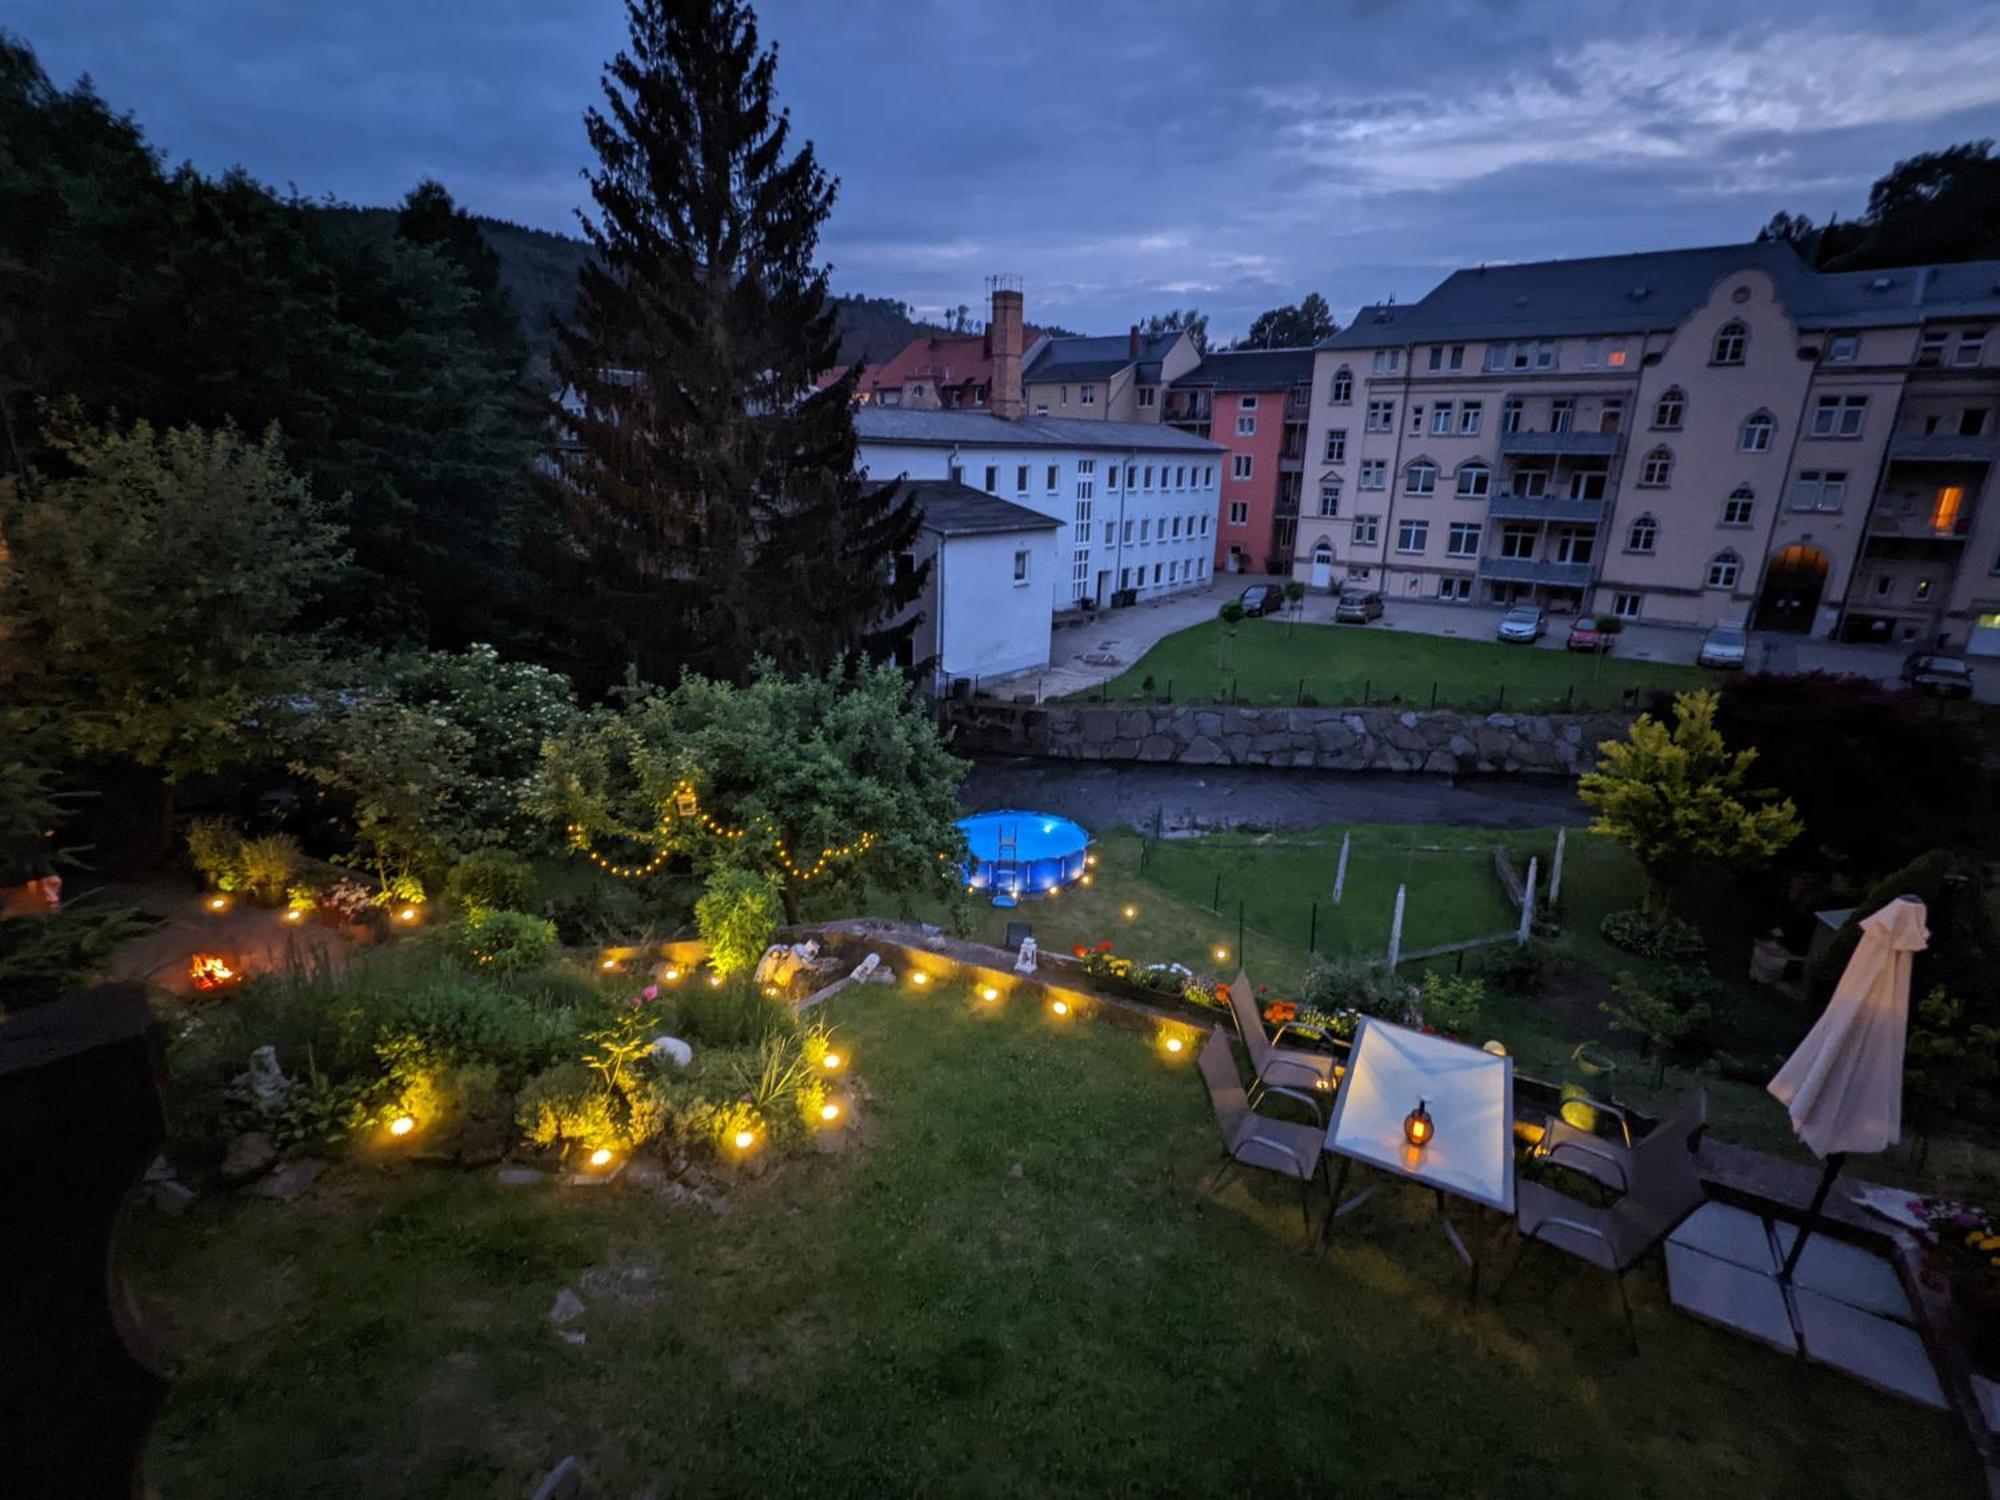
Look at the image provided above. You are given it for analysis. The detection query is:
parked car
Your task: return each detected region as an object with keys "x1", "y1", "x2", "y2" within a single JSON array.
[
  {"x1": 1565, "y1": 616, "x2": 1612, "y2": 653},
  {"x1": 1900, "y1": 651, "x2": 1975, "y2": 699},
  {"x1": 1238, "y1": 584, "x2": 1282, "y2": 617},
  {"x1": 1496, "y1": 605, "x2": 1546, "y2": 643},
  {"x1": 1697, "y1": 624, "x2": 1749, "y2": 669},
  {"x1": 1334, "y1": 589, "x2": 1384, "y2": 624}
]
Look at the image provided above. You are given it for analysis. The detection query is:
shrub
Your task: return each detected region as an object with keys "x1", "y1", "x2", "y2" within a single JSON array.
[
  {"x1": 449, "y1": 909, "x2": 559, "y2": 974},
  {"x1": 541, "y1": 881, "x2": 651, "y2": 946},
  {"x1": 446, "y1": 849, "x2": 534, "y2": 914},
  {"x1": 1416, "y1": 971, "x2": 1484, "y2": 1038},
  {"x1": 1301, "y1": 954, "x2": 1413, "y2": 1023},
  {"x1": 695, "y1": 868, "x2": 782, "y2": 977},
  {"x1": 186, "y1": 817, "x2": 245, "y2": 890},
  {"x1": 515, "y1": 1061, "x2": 625, "y2": 1152},
  {"x1": 1599, "y1": 909, "x2": 1707, "y2": 961},
  {"x1": 1602, "y1": 970, "x2": 1715, "y2": 1084},
  {"x1": 373, "y1": 978, "x2": 579, "y2": 1081},
  {"x1": 678, "y1": 977, "x2": 792, "y2": 1048},
  {"x1": 237, "y1": 833, "x2": 302, "y2": 906},
  {"x1": 1474, "y1": 942, "x2": 1546, "y2": 995}
]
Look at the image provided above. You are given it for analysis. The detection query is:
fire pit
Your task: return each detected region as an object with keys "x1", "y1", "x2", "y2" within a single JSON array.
[{"x1": 188, "y1": 953, "x2": 240, "y2": 992}]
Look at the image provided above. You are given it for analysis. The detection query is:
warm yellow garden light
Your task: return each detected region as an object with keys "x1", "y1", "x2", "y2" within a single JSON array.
[
  {"x1": 819, "y1": 1101, "x2": 841, "y2": 1123},
  {"x1": 980, "y1": 985, "x2": 999, "y2": 1002},
  {"x1": 587, "y1": 1147, "x2": 614, "y2": 1169},
  {"x1": 601, "y1": 957, "x2": 619, "y2": 970},
  {"x1": 708, "y1": 973, "x2": 725, "y2": 988},
  {"x1": 733, "y1": 1128, "x2": 757, "y2": 1151},
  {"x1": 911, "y1": 970, "x2": 930, "y2": 986},
  {"x1": 1122, "y1": 904, "x2": 1138, "y2": 920},
  {"x1": 388, "y1": 1115, "x2": 416, "y2": 1137},
  {"x1": 1050, "y1": 999, "x2": 1070, "y2": 1017},
  {"x1": 207, "y1": 896, "x2": 227, "y2": 912},
  {"x1": 1213, "y1": 945, "x2": 1230, "y2": 963},
  {"x1": 1164, "y1": 1036, "x2": 1184, "y2": 1055},
  {"x1": 1080, "y1": 873, "x2": 1093, "y2": 886},
  {"x1": 663, "y1": 966, "x2": 681, "y2": 981},
  {"x1": 822, "y1": 1051, "x2": 844, "y2": 1072},
  {"x1": 397, "y1": 906, "x2": 419, "y2": 924}
]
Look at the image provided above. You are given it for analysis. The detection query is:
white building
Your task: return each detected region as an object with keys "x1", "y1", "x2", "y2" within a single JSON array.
[{"x1": 890, "y1": 480, "x2": 1061, "y2": 688}]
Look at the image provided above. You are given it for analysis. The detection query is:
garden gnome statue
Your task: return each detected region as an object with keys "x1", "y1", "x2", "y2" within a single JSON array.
[
  {"x1": 1014, "y1": 935, "x2": 1038, "y2": 974},
  {"x1": 236, "y1": 1046, "x2": 291, "y2": 1111}
]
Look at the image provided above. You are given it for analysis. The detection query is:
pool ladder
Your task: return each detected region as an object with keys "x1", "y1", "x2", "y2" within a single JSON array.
[{"x1": 990, "y1": 823, "x2": 1021, "y2": 907}]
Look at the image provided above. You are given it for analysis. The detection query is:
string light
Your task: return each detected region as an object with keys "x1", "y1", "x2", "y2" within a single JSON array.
[{"x1": 565, "y1": 779, "x2": 881, "y2": 883}]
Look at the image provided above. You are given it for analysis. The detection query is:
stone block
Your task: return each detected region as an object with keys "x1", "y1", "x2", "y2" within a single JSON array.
[
  {"x1": 1137, "y1": 734, "x2": 1176, "y2": 762},
  {"x1": 1184, "y1": 735, "x2": 1228, "y2": 765}
]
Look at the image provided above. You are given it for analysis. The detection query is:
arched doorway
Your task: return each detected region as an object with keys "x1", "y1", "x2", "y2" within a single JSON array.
[
  {"x1": 1309, "y1": 538, "x2": 1335, "y2": 592},
  {"x1": 1753, "y1": 543, "x2": 1830, "y2": 632}
]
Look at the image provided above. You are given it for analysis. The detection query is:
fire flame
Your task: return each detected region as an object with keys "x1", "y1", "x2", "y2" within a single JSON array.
[{"x1": 189, "y1": 953, "x2": 238, "y2": 991}]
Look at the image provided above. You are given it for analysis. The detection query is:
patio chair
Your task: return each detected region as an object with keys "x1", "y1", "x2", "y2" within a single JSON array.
[
  {"x1": 1197, "y1": 1030, "x2": 1327, "y2": 1248},
  {"x1": 1222, "y1": 972, "x2": 1338, "y2": 1112},
  {"x1": 1497, "y1": 1095, "x2": 1710, "y2": 1352},
  {"x1": 1531, "y1": 1086, "x2": 1708, "y2": 1196}
]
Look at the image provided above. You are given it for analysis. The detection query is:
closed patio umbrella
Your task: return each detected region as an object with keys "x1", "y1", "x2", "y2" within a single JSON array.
[{"x1": 1766, "y1": 894, "x2": 1928, "y2": 1280}]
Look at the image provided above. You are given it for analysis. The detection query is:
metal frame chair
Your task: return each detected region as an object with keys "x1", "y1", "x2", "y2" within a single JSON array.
[
  {"x1": 1531, "y1": 1086, "x2": 1707, "y2": 1195},
  {"x1": 1195, "y1": 1030, "x2": 1328, "y2": 1248},
  {"x1": 1221, "y1": 971, "x2": 1338, "y2": 1110}
]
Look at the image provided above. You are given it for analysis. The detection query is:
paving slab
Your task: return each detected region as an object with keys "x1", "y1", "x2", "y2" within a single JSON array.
[
  {"x1": 1795, "y1": 1287, "x2": 1947, "y2": 1410},
  {"x1": 1669, "y1": 1201, "x2": 1779, "y2": 1274},
  {"x1": 1666, "y1": 1242, "x2": 1798, "y2": 1354},
  {"x1": 1771, "y1": 1224, "x2": 1915, "y2": 1323}
]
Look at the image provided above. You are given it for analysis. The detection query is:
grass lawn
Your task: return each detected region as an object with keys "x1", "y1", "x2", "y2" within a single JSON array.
[
  {"x1": 1080, "y1": 617, "x2": 1716, "y2": 712},
  {"x1": 128, "y1": 977, "x2": 1974, "y2": 1497}
]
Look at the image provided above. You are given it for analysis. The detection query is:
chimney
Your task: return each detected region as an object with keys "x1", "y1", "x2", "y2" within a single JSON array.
[
  {"x1": 989, "y1": 284, "x2": 1025, "y2": 420},
  {"x1": 1129, "y1": 325, "x2": 1141, "y2": 359}
]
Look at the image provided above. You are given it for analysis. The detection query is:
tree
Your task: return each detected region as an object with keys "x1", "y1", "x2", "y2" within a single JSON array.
[
  {"x1": 1142, "y1": 307, "x2": 1209, "y2": 355},
  {"x1": 1762, "y1": 140, "x2": 2000, "y2": 271},
  {"x1": 530, "y1": 657, "x2": 966, "y2": 922},
  {"x1": 1578, "y1": 690, "x2": 1801, "y2": 915},
  {"x1": 1905, "y1": 988, "x2": 2000, "y2": 1157},
  {"x1": 1240, "y1": 293, "x2": 1337, "y2": 349},
  {"x1": 1601, "y1": 971, "x2": 1714, "y2": 1086},
  {"x1": 1811, "y1": 848, "x2": 2000, "y2": 1030},
  {"x1": 553, "y1": 0, "x2": 924, "y2": 683},
  {"x1": 0, "y1": 416, "x2": 347, "y2": 781}
]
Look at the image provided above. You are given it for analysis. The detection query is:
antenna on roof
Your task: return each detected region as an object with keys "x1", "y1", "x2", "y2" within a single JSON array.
[{"x1": 985, "y1": 273, "x2": 1022, "y2": 296}]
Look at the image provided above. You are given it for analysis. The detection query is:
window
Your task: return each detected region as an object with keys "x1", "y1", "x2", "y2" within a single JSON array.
[
  {"x1": 1428, "y1": 346, "x2": 1444, "y2": 371},
  {"x1": 1016, "y1": 464, "x2": 1030, "y2": 494},
  {"x1": 1120, "y1": 567, "x2": 1130, "y2": 588},
  {"x1": 1122, "y1": 519, "x2": 1133, "y2": 543},
  {"x1": 1569, "y1": 470, "x2": 1607, "y2": 502},
  {"x1": 1323, "y1": 428, "x2": 1347, "y2": 463},
  {"x1": 1917, "y1": 330, "x2": 1949, "y2": 367},
  {"x1": 1431, "y1": 401, "x2": 1454, "y2": 435},
  {"x1": 1170, "y1": 515, "x2": 1182, "y2": 538},
  {"x1": 1638, "y1": 447, "x2": 1673, "y2": 487},
  {"x1": 1739, "y1": 410, "x2": 1775, "y2": 452},
  {"x1": 1705, "y1": 552, "x2": 1741, "y2": 590},
  {"x1": 1711, "y1": 487, "x2": 1752, "y2": 528},
  {"x1": 1963, "y1": 408, "x2": 1991, "y2": 437},
  {"x1": 1228, "y1": 501, "x2": 1248, "y2": 526},
  {"x1": 1125, "y1": 464, "x2": 1137, "y2": 489},
  {"x1": 1012, "y1": 549, "x2": 1030, "y2": 584},
  {"x1": 1501, "y1": 398, "x2": 1524, "y2": 435},
  {"x1": 1446, "y1": 522, "x2": 1481, "y2": 557},
  {"x1": 1353, "y1": 515, "x2": 1380, "y2": 546},
  {"x1": 1359, "y1": 459, "x2": 1387, "y2": 489},
  {"x1": 1499, "y1": 524, "x2": 1537, "y2": 559},
  {"x1": 1365, "y1": 399, "x2": 1395, "y2": 432},
  {"x1": 1956, "y1": 329, "x2": 1989, "y2": 367},
  {"x1": 1201, "y1": 513, "x2": 1211, "y2": 535},
  {"x1": 1606, "y1": 340, "x2": 1629, "y2": 368},
  {"x1": 1483, "y1": 340, "x2": 1557, "y2": 371},
  {"x1": 1459, "y1": 402, "x2": 1483, "y2": 436},
  {"x1": 983, "y1": 465, "x2": 998, "y2": 493},
  {"x1": 1137, "y1": 385, "x2": 1156, "y2": 408},
  {"x1": 1810, "y1": 394, "x2": 1867, "y2": 438},
  {"x1": 1175, "y1": 465, "x2": 1187, "y2": 489},
  {"x1": 1080, "y1": 385, "x2": 1096, "y2": 406},
  {"x1": 1103, "y1": 520, "x2": 1114, "y2": 544},
  {"x1": 1140, "y1": 519, "x2": 1151, "y2": 541},
  {"x1": 1371, "y1": 349, "x2": 1401, "y2": 375},
  {"x1": 1513, "y1": 468, "x2": 1548, "y2": 499},
  {"x1": 1073, "y1": 548, "x2": 1089, "y2": 597},
  {"x1": 1626, "y1": 514, "x2": 1658, "y2": 553},
  {"x1": 1652, "y1": 387, "x2": 1685, "y2": 429},
  {"x1": 1152, "y1": 563, "x2": 1162, "y2": 585},
  {"x1": 1059, "y1": 385, "x2": 1069, "y2": 405},
  {"x1": 1612, "y1": 592, "x2": 1641, "y2": 621},
  {"x1": 1405, "y1": 459, "x2": 1438, "y2": 495},
  {"x1": 1237, "y1": 414, "x2": 1257, "y2": 436},
  {"x1": 1712, "y1": 321, "x2": 1747, "y2": 365},
  {"x1": 1448, "y1": 344, "x2": 1466, "y2": 371},
  {"x1": 1599, "y1": 397, "x2": 1625, "y2": 433},
  {"x1": 1454, "y1": 461, "x2": 1490, "y2": 499},
  {"x1": 1317, "y1": 483, "x2": 1340, "y2": 517},
  {"x1": 1143, "y1": 466, "x2": 1154, "y2": 488},
  {"x1": 1236, "y1": 394, "x2": 1259, "y2": 411},
  {"x1": 1312, "y1": 539, "x2": 1334, "y2": 565},
  {"x1": 1409, "y1": 404, "x2": 1427, "y2": 436},
  {"x1": 1231, "y1": 454, "x2": 1253, "y2": 480},
  {"x1": 1396, "y1": 518, "x2": 1429, "y2": 553},
  {"x1": 1330, "y1": 367, "x2": 1353, "y2": 404},
  {"x1": 1438, "y1": 575, "x2": 1473, "y2": 600},
  {"x1": 1550, "y1": 398, "x2": 1574, "y2": 434},
  {"x1": 1827, "y1": 334, "x2": 1858, "y2": 364},
  {"x1": 1169, "y1": 560, "x2": 1180, "y2": 583},
  {"x1": 1555, "y1": 528, "x2": 1593, "y2": 565},
  {"x1": 1915, "y1": 577, "x2": 1935, "y2": 601},
  {"x1": 1789, "y1": 469, "x2": 1847, "y2": 511},
  {"x1": 1047, "y1": 464, "x2": 1061, "y2": 493}
]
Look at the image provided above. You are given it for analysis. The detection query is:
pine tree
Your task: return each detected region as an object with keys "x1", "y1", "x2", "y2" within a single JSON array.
[{"x1": 553, "y1": 0, "x2": 923, "y2": 683}]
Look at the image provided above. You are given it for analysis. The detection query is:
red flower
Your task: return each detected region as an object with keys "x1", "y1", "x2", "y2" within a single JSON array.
[
  {"x1": 1072, "y1": 944, "x2": 1088, "y2": 959},
  {"x1": 1096, "y1": 940, "x2": 1113, "y2": 952}
]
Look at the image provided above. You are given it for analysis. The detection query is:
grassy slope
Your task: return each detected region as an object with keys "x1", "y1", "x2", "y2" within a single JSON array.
[
  {"x1": 130, "y1": 979, "x2": 1972, "y2": 1498},
  {"x1": 1084, "y1": 617, "x2": 1716, "y2": 711}
]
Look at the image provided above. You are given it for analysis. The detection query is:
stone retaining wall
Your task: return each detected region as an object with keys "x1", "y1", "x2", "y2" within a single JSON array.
[{"x1": 943, "y1": 700, "x2": 1631, "y2": 775}]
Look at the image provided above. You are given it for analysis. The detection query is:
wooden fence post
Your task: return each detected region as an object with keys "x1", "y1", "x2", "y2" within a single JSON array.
[
  {"x1": 1387, "y1": 884, "x2": 1406, "y2": 969},
  {"x1": 1517, "y1": 857, "x2": 1538, "y2": 945},
  {"x1": 1550, "y1": 827, "x2": 1567, "y2": 909},
  {"x1": 1333, "y1": 831, "x2": 1351, "y2": 905}
]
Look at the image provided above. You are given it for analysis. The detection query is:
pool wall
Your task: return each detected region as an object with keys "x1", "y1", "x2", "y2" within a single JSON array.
[{"x1": 957, "y1": 810, "x2": 1091, "y2": 904}]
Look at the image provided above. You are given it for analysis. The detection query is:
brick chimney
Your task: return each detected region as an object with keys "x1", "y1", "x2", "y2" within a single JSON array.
[
  {"x1": 989, "y1": 285, "x2": 1025, "y2": 420},
  {"x1": 1129, "y1": 325, "x2": 1141, "y2": 359}
]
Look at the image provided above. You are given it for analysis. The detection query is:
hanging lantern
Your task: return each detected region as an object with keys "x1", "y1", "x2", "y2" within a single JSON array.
[
  {"x1": 674, "y1": 783, "x2": 699, "y2": 819},
  {"x1": 1403, "y1": 1098, "x2": 1435, "y2": 1149}
]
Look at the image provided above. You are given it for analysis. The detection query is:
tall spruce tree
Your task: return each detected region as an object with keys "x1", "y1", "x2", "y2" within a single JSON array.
[{"x1": 553, "y1": 0, "x2": 923, "y2": 683}]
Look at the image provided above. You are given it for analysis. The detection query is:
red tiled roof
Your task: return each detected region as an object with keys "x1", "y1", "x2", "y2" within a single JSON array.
[{"x1": 860, "y1": 329, "x2": 1044, "y2": 396}]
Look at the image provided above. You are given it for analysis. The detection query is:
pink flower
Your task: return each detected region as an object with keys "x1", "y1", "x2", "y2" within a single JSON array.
[
  {"x1": 642, "y1": 985, "x2": 660, "y2": 1000},
  {"x1": 627, "y1": 995, "x2": 643, "y2": 1009}
]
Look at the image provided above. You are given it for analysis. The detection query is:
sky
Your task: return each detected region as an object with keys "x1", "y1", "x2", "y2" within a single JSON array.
[{"x1": 16, "y1": 0, "x2": 2000, "y2": 342}]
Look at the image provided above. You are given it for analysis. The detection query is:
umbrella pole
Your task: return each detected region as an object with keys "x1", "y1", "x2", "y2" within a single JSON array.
[{"x1": 1778, "y1": 1152, "x2": 1847, "y2": 1283}]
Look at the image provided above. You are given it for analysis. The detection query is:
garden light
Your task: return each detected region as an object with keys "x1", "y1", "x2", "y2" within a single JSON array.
[
  {"x1": 1121, "y1": 904, "x2": 1138, "y2": 921},
  {"x1": 1164, "y1": 1036, "x2": 1184, "y2": 1055},
  {"x1": 1050, "y1": 999, "x2": 1069, "y2": 1017},
  {"x1": 1086, "y1": 853, "x2": 1099, "y2": 867},
  {"x1": 911, "y1": 971, "x2": 929, "y2": 987},
  {"x1": 601, "y1": 957, "x2": 619, "y2": 970},
  {"x1": 708, "y1": 973, "x2": 725, "y2": 987},
  {"x1": 663, "y1": 966, "x2": 681, "y2": 981},
  {"x1": 207, "y1": 896, "x2": 227, "y2": 912},
  {"x1": 819, "y1": 1101, "x2": 842, "y2": 1123},
  {"x1": 1213, "y1": 945, "x2": 1230, "y2": 963},
  {"x1": 282, "y1": 908, "x2": 303, "y2": 923},
  {"x1": 980, "y1": 985, "x2": 1000, "y2": 1002},
  {"x1": 587, "y1": 1147, "x2": 614, "y2": 1169},
  {"x1": 822, "y1": 1051, "x2": 844, "y2": 1071},
  {"x1": 1080, "y1": 873, "x2": 1093, "y2": 886},
  {"x1": 1403, "y1": 1099, "x2": 1435, "y2": 1149},
  {"x1": 733, "y1": 1128, "x2": 757, "y2": 1152},
  {"x1": 388, "y1": 1115, "x2": 416, "y2": 1137},
  {"x1": 397, "y1": 906, "x2": 419, "y2": 924}
]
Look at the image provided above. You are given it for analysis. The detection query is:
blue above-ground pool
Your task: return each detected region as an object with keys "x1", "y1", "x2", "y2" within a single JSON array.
[{"x1": 957, "y1": 810, "x2": 1091, "y2": 907}]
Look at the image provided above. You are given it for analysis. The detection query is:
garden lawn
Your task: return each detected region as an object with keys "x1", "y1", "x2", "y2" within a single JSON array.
[
  {"x1": 128, "y1": 978, "x2": 1973, "y2": 1498},
  {"x1": 1081, "y1": 617, "x2": 1716, "y2": 711}
]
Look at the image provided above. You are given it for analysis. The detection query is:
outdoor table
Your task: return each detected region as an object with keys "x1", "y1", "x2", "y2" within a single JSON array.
[{"x1": 1320, "y1": 1016, "x2": 1516, "y2": 1298}]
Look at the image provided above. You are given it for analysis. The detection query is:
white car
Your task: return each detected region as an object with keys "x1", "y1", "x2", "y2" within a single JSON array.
[
  {"x1": 1496, "y1": 605, "x2": 1546, "y2": 643},
  {"x1": 1698, "y1": 624, "x2": 1749, "y2": 669}
]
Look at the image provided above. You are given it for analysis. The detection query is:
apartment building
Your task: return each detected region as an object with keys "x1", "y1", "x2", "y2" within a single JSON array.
[
  {"x1": 1022, "y1": 327, "x2": 1202, "y2": 422},
  {"x1": 855, "y1": 287, "x2": 1224, "y2": 617},
  {"x1": 1292, "y1": 244, "x2": 2000, "y2": 654},
  {"x1": 1165, "y1": 348, "x2": 1315, "y2": 575},
  {"x1": 853, "y1": 326, "x2": 1051, "y2": 411}
]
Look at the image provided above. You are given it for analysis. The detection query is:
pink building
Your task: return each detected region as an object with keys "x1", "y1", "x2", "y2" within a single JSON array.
[{"x1": 1165, "y1": 349, "x2": 1315, "y2": 575}]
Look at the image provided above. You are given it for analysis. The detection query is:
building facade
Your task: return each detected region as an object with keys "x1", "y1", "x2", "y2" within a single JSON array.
[
  {"x1": 886, "y1": 481, "x2": 1061, "y2": 687},
  {"x1": 1290, "y1": 244, "x2": 2000, "y2": 652},
  {"x1": 1165, "y1": 348, "x2": 1314, "y2": 575},
  {"x1": 1021, "y1": 327, "x2": 1202, "y2": 423}
]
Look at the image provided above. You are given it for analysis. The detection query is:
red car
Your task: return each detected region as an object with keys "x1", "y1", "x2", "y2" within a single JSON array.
[{"x1": 1565, "y1": 616, "x2": 1612, "y2": 653}]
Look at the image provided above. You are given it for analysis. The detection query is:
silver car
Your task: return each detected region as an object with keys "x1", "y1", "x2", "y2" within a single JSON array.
[
  {"x1": 1496, "y1": 604, "x2": 1546, "y2": 642},
  {"x1": 1698, "y1": 624, "x2": 1748, "y2": 669}
]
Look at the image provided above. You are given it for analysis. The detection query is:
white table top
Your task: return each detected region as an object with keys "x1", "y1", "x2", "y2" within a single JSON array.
[{"x1": 1323, "y1": 1016, "x2": 1516, "y2": 1214}]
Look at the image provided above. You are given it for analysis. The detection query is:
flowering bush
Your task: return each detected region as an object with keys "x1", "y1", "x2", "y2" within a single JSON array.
[
  {"x1": 1262, "y1": 1000, "x2": 1298, "y2": 1026},
  {"x1": 320, "y1": 879, "x2": 377, "y2": 923},
  {"x1": 1079, "y1": 943, "x2": 1187, "y2": 996},
  {"x1": 1927, "y1": 1200, "x2": 2000, "y2": 1279}
]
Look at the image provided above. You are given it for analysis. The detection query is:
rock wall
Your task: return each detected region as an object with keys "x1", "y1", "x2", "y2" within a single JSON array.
[{"x1": 942, "y1": 700, "x2": 1631, "y2": 775}]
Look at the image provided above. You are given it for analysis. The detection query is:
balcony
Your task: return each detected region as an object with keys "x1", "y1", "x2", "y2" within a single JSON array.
[
  {"x1": 1498, "y1": 429, "x2": 1623, "y2": 459},
  {"x1": 1486, "y1": 494, "x2": 1609, "y2": 525},
  {"x1": 1476, "y1": 556, "x2": 1595, "y2": 590},
  {"x1": 1163, "y1": 394, "x2": 1211, "y2": 426},
  {"x1": 1887, "y1": 432, "x2": 2000, "y2": 463},
  {"x1": 1867, "y1": 506, "x2": 1976, "y2": 541}
]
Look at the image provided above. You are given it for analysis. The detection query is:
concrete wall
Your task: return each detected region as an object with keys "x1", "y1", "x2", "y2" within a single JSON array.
[
  {"x1": 943, "y1": 700, "x2": 1632, "y2": 775},
  {"x1": 929, "y1": 528, "x2": 1057, "y2": 679}
]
